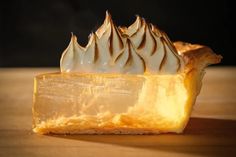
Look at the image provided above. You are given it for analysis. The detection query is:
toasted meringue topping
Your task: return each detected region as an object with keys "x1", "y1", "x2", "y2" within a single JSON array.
[{"x1": 60, "y1": 12, "x2": 183, "y2": 74}]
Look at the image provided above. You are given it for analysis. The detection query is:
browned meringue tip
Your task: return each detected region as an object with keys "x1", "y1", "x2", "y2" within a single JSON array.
[{"x1": 105, "y1": 11, "x2": 112, "y2": 22}]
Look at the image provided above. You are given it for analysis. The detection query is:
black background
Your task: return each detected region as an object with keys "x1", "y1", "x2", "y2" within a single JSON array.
[{"x1": 0, "y1": 0, "x2": 235, "y2": 67}]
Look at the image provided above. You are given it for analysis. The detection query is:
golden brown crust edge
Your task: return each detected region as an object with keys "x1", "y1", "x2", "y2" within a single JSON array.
[
  {"x1": 174, "y1": 41, "x2": 222, "y2": 71},
  {"x1": 173, "y1": 41, "x2": 222, "y2": 132}
]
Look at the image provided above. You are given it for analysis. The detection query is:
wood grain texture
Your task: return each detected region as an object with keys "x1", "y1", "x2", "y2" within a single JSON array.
[{"x1": 0, "y1": 67, "x2": 236, "y2": 157}]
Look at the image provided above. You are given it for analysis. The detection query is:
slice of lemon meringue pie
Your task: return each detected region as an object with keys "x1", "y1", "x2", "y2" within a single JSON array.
[{"x1": 32, "y1": 12, "x2": 222, "y2": 134}]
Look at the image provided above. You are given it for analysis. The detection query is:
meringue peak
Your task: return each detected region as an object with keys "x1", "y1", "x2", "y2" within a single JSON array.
[{"x1": 60, "y1": 12, "x2": 183, "y2": 74}]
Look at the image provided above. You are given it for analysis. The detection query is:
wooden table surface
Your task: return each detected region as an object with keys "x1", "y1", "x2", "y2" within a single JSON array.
[{"x1": 0, "y1": 67, "x2": 236, "y2": 157}]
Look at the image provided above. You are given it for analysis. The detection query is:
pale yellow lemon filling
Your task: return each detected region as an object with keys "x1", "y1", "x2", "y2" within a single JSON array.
[{"x1": 33, "y1": 73, "x2": 191, "y2": 134}]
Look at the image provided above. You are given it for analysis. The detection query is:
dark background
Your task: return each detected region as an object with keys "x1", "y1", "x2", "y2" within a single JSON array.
[{"x1": 0, "y1": 0, "x2": 235, "y2": 67}]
